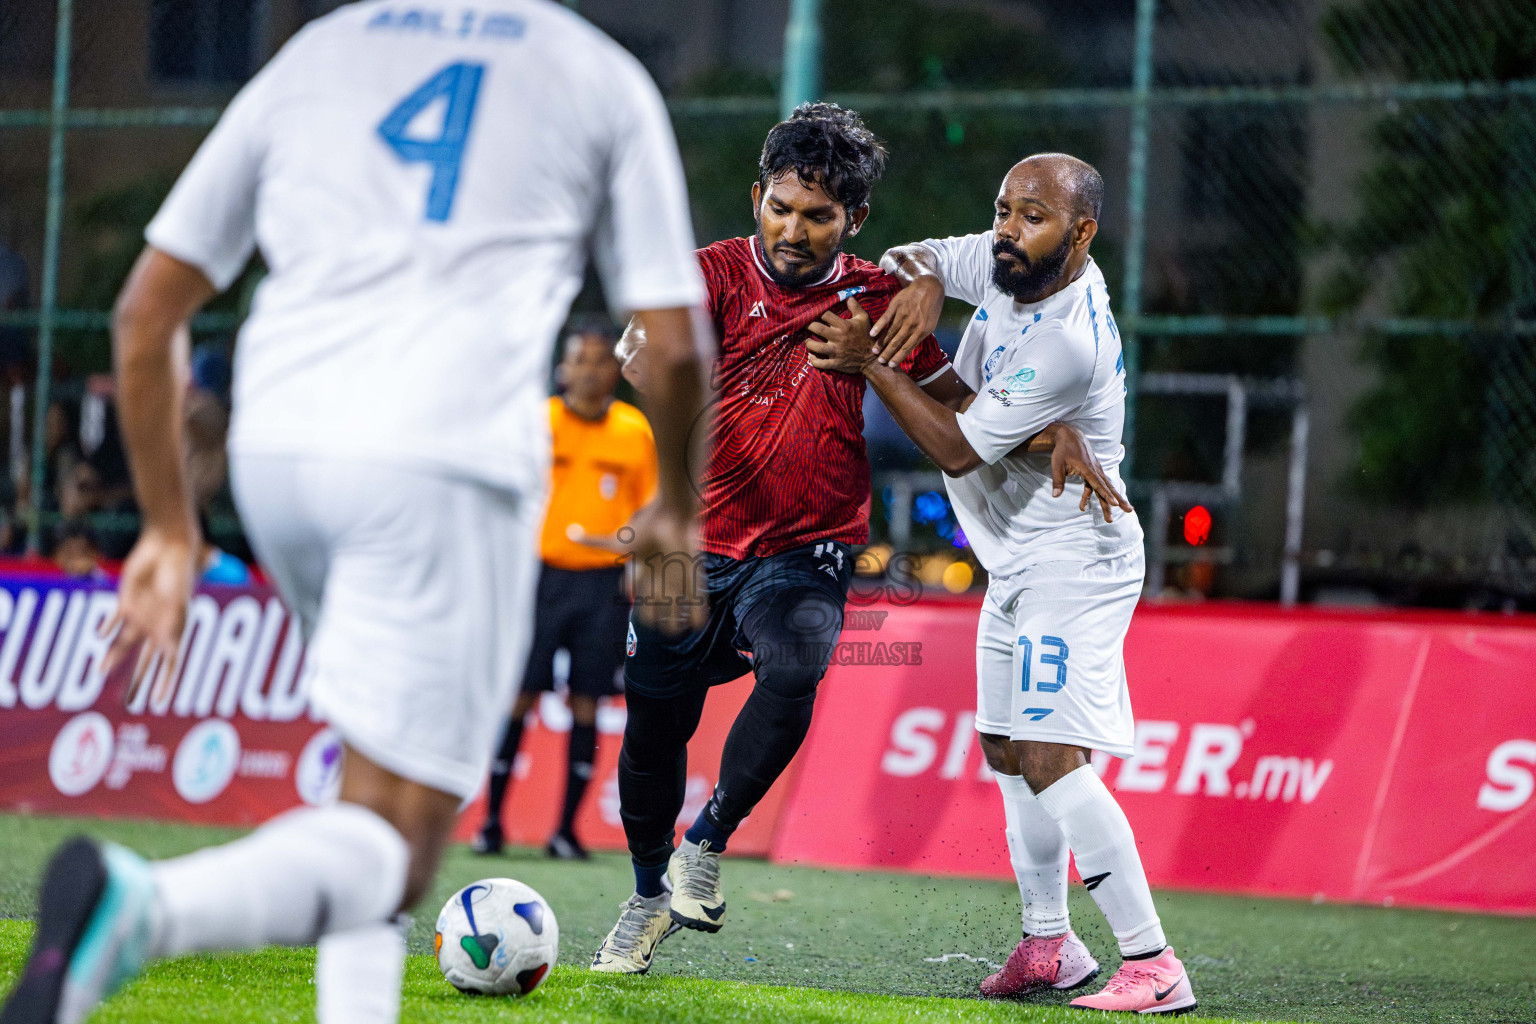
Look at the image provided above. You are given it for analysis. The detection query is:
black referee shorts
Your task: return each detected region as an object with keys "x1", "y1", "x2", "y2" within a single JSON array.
[{"x1": 523, "y1": 564, "x2": 629, "y2": 699}]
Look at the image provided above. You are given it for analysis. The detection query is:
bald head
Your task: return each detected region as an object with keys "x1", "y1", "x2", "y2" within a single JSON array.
[
  {"x1": 1004, "y1": 153, "x2": 1104, "y2": 223},
  {"x1": 989, "y1": 152, "x2": 1103, "y2": 302}
]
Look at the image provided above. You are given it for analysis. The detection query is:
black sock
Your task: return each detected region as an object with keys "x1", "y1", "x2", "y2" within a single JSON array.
[
  {"x1": 558, "y1": 722, "x2": 597, "y2": 835},
  {"x1": 633, "y1": 857, "x2": 669, "y2": 899},
  {"x1": 1122, "y1": 947, "x2": 1167, "y2": 961},
  {"x1": 683, "y1": 804, "x2": 733, "y2": 851},
  {"x1": 484, "y1": 714, "x2": 526, "y2": 829}
]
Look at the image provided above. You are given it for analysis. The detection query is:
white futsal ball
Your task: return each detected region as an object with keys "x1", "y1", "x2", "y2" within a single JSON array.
[{"x1": 434, "y1": 878, "x2": 559, "y2": 996}]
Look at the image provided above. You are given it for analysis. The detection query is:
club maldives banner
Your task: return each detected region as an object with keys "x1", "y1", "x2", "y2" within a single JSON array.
[
  {"x1": 0, "y1": 569, "x2": 1532, "y2": 914},
  {"x1": 0, "y1": 569, "x2": 788, "y2": 857}
]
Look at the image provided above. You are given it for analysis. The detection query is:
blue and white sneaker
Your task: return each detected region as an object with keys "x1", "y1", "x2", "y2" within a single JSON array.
[{"x1": 1, "y1": 838, "x2": 157, "y2": 1024}]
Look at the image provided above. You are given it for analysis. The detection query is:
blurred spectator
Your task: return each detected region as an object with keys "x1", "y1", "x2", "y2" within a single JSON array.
[
  {"x1": 41, "y1": 399, "x2": 84, "y2": 516},
  {"x1": 58, "y1": 460, "x2": 103, "y2": 519},
  {"x1": 52, "y1": 518, "x2": 105, "y2": 579}
]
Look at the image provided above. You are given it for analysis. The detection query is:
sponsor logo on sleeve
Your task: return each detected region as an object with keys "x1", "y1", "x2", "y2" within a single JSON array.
[
  {"x1": 982, "y1": 346, "x2": 1006, "y2": 383},
  {"x1": 985, "y1": 366, "x2": 1039, "y2": 406}
]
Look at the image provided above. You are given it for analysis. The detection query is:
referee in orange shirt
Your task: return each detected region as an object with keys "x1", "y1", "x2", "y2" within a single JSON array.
[{"x1": 475, "y1": 328, "x2": 658, "y2": 860}]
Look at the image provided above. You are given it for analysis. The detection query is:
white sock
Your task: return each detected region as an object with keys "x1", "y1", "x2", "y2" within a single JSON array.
[
  {"x1": 150, "y1": 803, "x2": 409, "y2": 957},
  {"x1": 992, "y1": 770, "x2": 1070, "y2": 937},
  {"x1": 316, "y1": 916, "x2": 408, "y2": 1024},
  {"x1": 1035, "y1": 765, "x2": 1167, "y2": 958}
]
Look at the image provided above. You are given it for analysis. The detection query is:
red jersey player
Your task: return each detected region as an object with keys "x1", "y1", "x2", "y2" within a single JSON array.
[
  {"x1": 589, "y1": 104, "x2": 959, "y2": 974},
  {"x1": 692, "y1": 235, "x2": 952, "y2": 555},
  {"x1": 593, "y1": 104, "x2": 1084, "y2": 975}
]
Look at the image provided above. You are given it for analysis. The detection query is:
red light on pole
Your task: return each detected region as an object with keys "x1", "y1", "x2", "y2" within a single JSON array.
[{"x1": 1184, "y1": 505, "x2": 1211, "y2": 546}]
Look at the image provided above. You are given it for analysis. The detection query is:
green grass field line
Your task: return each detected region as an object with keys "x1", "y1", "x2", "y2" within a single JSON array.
[
  {"x1": 2, "y1": 813, "x2": 1534, "y2": 1023},
  {"x1": 0, "y1": 921, "x2": 1279, "y2": 1024}
]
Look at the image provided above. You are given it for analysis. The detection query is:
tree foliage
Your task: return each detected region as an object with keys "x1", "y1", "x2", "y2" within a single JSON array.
[{"x1": 1320, "y1": 0, "x2": 1536, "y2": 506}]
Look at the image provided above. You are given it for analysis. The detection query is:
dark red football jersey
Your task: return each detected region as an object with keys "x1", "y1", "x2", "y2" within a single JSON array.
[{"x1": 696, "y1": 236, "x2": 951, "y2": 559}]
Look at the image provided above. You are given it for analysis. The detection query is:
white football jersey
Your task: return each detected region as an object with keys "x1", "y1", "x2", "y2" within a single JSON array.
[
  {"x1": 147, "y1": 1, "x2": 705, "y2": 493},
  {"x1": 918, "y1": 232, "x2": 1143, "y2": 576}
]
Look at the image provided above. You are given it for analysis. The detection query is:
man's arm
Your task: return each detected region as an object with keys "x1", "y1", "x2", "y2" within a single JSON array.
[
  {"x1": 629, "y1": 307, "x2": 710, "y2": 520},
  {"x1": 867, "y1": 361, "x2": 982, "y2": 476},
  {"x1": 595, "y1": 50, "x2": 716, "y2": 632},
  {"x1": 106, "y1": 247, "x2": 216, "y2": 683},
  {"x1": 865, "y1": 363, "x2": 1129, "y2": 519},
  {"x1": 870, "y1": 246, "x2": 947, "y2": 368},
  {"x1": 917, "y1": 367, "x2": 973, "y2": 413},
  {"x1": 808, "y1": 299, "x2": 1132, "y2": 518},
  {"x1": 606, "y1": 307, "x2": 713, "y2": 632}
]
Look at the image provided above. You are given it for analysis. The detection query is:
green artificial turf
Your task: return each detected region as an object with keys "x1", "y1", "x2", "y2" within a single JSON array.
[{"x1": 2, "y1": 813, "x2": 1534, "y2": 1024}]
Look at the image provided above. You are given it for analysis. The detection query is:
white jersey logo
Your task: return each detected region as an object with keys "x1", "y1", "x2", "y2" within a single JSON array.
[{"x1": 748, "y1": 301, "x2": 768, "y2": 318}]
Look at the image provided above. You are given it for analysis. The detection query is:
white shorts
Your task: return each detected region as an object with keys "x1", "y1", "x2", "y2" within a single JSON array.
[
  {"x1": 974, "y1": 548, "x2": 1143, "y2": 757},
  {"x1": 231, "y1": 453, "x2": 541, "y2": 798}
]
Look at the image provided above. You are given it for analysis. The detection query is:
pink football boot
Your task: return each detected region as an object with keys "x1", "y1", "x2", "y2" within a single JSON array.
[
  {"x1": 979, "y1": 931, "x2": 1099, "y2": 998},
  {"x1": 1069, "y1": 946, "x2": 1197, "y2": 1015}
]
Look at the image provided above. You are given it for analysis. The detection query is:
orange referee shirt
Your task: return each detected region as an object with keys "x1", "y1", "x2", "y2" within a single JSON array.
[{"x1": 541, "y1": 396, "x2": 658, "y2": 571}]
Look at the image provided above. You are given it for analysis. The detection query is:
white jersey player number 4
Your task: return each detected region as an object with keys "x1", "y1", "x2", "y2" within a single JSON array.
[
  {"x1": 0, "y1": 6, "x2": 710, "y2": 1024},
  {"x1": 376, "y1": 61, "x2": 485, "y2": 223}
]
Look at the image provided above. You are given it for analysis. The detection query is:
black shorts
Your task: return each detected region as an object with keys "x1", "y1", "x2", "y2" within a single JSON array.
[
  {"x1": 523, "y1": 564, "x2": 628, "y2": 698},
  {"x1": 622, "y1": 541, "x2": 854, "y2": 700}
]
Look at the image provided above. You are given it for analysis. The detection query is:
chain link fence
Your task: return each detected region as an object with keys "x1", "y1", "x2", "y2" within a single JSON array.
[{"x1": 0, "y1": 0, "x2": 1531, "y2": 607}]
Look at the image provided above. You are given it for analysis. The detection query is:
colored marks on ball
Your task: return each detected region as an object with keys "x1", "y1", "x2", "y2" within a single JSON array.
[
  {"x1": 459, "y1": 885, "x2": 487, "y2": 932},
  {"x1": 1184, "y1": 505, "x2": 1212, "y2": 546},
  {"x1": 460, "y1": 932, "x2": 500, "y2": 970},
  {"x1": 513, "y1": 901, "x2": 546, "y2": 935},
  {"x1": 516, "y1": 963, "x2": 549, "y2": 994},
  {"x1": 434, "y1": 932, "x2": 443, "y2": 956},
  {"x1": 457, "y1": 883, "x2": 499, "y2": 968}
]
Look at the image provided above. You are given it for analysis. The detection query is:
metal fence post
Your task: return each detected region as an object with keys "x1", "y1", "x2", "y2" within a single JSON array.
[
  {"x1": 27, "y1": 0, "x2": 73, "y2": 553},
  {"x1": 781, "y1": 0, "x2": 823, "y2": 120},
  {"x1": 1281, "y1": 405, "x2": 1310, "y2": 607},
  {"x1": 1121, "y1": 0, "x2": 1157, "y2": 479}
]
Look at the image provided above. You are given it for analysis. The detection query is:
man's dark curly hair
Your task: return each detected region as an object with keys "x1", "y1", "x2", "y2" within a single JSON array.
[{"x1": 759, "y1": 102, "x2": 889, "y2": 213}]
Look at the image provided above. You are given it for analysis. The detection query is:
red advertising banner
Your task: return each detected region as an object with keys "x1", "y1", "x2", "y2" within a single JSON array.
[
  {"x1": 0, "y1": 574, "x2": 342, "y2": 824},
  {"x1": 0, "y1": 571, "x2": 792, "y2": 858},
  {"x1": 2, "y1": 567, "x2": 1532, "y2": 914},
  {"x1": 771, "y1": 601, "x2": 1536, "y2": 915}
]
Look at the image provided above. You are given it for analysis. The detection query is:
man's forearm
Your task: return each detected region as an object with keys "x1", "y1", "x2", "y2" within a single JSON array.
[
  {"x1": 879, "y1": 245, "x2": 943, "y2": 288},
  {"x1": 1025, "y1": 424, "x2": 1057, "y2": 453},
  {"x1": 864, "y1": 361, "x2": 982, "y2": 476},
  {"x1": 114, "y1": 331, "x2": 194, "y2": 538},
  {"x1": 111, "y1": 249, "x2": 212, "y2": 539},
  {"x1": 633, "y1": 307, "x2": 711, "y2": 513}
]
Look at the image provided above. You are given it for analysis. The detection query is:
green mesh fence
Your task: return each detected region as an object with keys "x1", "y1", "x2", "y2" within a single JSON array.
[{"x1": 0, "y1": 0, "x2": 1532, "y2": 606}]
